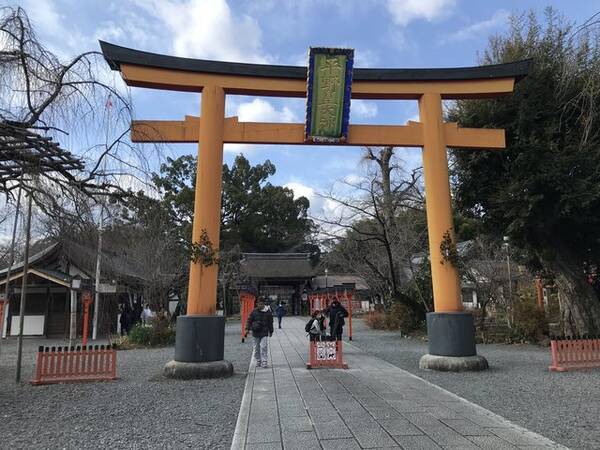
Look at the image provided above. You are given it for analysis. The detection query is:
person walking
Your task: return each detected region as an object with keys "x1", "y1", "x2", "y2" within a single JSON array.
[
  {"x1": 245, "y1": 302, "x2": 274, "y2": 368},
  {"x1": 275, "y1": 302, "x2": 287, "y2": 329},
  {"x1": 141, "y1": 303, "x2": 154, "y2": 326},
  {"x1": 326, "y1": 298, "x2": 349, "y2": 341},
  {"x1": 119, "y1": 303, "x2": 132, "y2": 336}
]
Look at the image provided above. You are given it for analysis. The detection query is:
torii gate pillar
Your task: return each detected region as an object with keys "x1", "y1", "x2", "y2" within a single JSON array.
[
  {"x1": 165, "y1": 84, "x2": 234, "y2": 379},
  {"x1": 419, "y1": 92, "x2": 487, "y2": 371}
]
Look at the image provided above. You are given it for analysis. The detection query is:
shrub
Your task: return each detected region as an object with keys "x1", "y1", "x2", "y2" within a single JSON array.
[
  {"x1": 386, "y1": 302, "x2": 420, "y2": 332},
  {"x1": 364, "y1": 302, "x2": 421, "y2": 333},
  {"x1": 512, "y1": 291, "x2": 548, "y2": 343},
  {"x1": 365, "y1": 311, "x2": 387, "y2": 329},
  {"x1": 128, "y1": 316, "x2": 176, "y2": 347}
]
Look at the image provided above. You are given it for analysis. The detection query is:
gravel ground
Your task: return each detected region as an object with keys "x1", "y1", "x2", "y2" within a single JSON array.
[
  {"x1": 349, "y1": 318, "x2": 600, "y2": 450},
  {"x1": 0, "y1": 322, "x2": 251, "y2": 450}
]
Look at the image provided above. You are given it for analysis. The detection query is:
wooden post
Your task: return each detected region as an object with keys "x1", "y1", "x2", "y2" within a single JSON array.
[
  {"x1": 15, "y1": 192, "x2": 33, "y2": 383},
  {"x1": 419, "y1": 92, "x2": 463, "y2": 313},
  {"x1": 82, "y1": 292, "x2": 93, "y2": 347},
  {"x1": 535, "y1": 277, "x2": 544, "y2": 310},
  {"x1": 69, "y1": 289, "x2": 77, "y2": 347},
  {"x1": 187, "y1": 85, "x2": 225, "y2": 316},
  {"x1": 0, "y1": 298, "x2": 6, "y2": 339}
]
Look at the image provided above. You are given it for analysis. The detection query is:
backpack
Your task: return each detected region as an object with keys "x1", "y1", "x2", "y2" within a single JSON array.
[
  {"x1": 305, "y1": 319, "x2": 313, "y2": 333},
  {"x1": 305, "y1": 319, "x2": 321, "y2": 335},
  {"x1": 251, "y1": 311, "x2": 265, "y2": 333}
]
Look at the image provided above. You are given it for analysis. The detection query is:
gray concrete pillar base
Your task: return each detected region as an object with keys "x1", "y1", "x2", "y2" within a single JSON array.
[
  {"x1": 423, "y1": 311, "x2": 488, "y2": 371},
  {"x1": 164, "y1": 359, "x2": 233, "y2": 379},
  {"x1": 165, "y1": 315, "x2": 233, "y2": 379},
  {"x1": 419, "y1": 354, "x2": 489, "y2": 372},
  {"x1": 174, "y1": 315, "x2": 225, "y2": 362}
]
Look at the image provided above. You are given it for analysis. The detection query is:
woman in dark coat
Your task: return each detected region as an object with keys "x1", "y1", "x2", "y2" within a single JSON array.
[
  {"x1": 326, "y1": 299, "x2": 349, "y2": 340},
  {"x1": 119, "y1": 303, "x2": 132, "y2": 336}
]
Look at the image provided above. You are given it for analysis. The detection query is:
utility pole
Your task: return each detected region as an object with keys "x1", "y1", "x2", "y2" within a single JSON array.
[
  {"x1": 0, "y1": 184, "x2": 22, "y2": 359},
  {"x1": 503, "y1": 236, "x2": 513, "y2": 327},
  {"x1": 92, "y1": 210, "x2": 103, "y2": 340},
  {"x1": 15, "y1": 192, "x2": 33, "y2": 383},
  {"x1": 92, "y1": 94, "x2": 111, "y2": 340}
]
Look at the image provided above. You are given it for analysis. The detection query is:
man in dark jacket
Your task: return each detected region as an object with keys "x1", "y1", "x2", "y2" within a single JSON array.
[
  {"x1": 245, "y1": 302, "x2": 274, "y2": 368},
  {"x1": 275, "y1": 302, "x2": 287, "y2": 329},
  {"x1": 326, "y1": 299, "x2": 349, "y2": 341}
]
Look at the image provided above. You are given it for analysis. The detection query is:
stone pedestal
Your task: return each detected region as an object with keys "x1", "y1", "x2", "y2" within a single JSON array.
[
  {"x1": 164, "y1": 315, "x2": 233, "y2": 379},
  {"x1": 419, "y1": 312, "x2": 488, "y2": 372}
]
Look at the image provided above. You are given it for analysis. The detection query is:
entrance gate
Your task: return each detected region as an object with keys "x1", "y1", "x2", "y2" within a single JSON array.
[{"x1": 100, "y1": 41, "x2": 529, "y2": 373}]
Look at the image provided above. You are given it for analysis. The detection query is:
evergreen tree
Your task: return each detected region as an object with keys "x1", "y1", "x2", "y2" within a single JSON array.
[{"x1": 450, "y1": 9, "x2": 600, "y2": 334}]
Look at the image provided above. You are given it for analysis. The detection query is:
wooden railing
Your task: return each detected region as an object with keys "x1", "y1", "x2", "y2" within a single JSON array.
[
  {"x1": 549, "y1": 336, "x2": 600, "y2": 372},
  {"x1": 31, "y1": 345, "x2": 118, "y2": 385}
]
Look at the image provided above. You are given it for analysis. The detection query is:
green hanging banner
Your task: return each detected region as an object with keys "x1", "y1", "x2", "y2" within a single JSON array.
[{"x1": 305, "y1": 48, "x2": 354, "y2": 143}]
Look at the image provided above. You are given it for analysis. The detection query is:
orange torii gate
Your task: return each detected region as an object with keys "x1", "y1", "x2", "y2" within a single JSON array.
[{"x1": 100, "y1": 41, "x2": 529, "y2": 376}]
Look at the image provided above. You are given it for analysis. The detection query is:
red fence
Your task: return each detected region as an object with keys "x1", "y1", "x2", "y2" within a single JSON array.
[
  {"x1": 306, "y1": 339, "x2": 348, "y2": 369},
  {"x1": 240, "y1": 292, "x2": 256, "y2": 343},
  {"x1": 31, "y1": 345, "x2": 118, "y2": 385},
  {"x1": 549, "y1": 337, "x2": 600, "y2": 372},
  {"x1": 308, "y1": 290, "x2": 354, "y2": 340}
]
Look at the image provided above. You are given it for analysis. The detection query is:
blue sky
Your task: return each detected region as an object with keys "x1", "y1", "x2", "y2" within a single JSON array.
[{"x1": 9, "y1": 0, "x2": 600, "y2": 217}]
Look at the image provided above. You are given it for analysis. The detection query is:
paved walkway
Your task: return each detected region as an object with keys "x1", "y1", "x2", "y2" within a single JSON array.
[{"x1": 231, "y1": 317, "x2": 565, "y2": 450}]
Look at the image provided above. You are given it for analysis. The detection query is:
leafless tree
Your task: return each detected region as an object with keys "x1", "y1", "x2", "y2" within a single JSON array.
[
  {"x1": 459, "y1": 237, "x2": 512, "y2": 339},
  {"x1": 318, "y1": 147, "x2": 428, "y2": 314}
]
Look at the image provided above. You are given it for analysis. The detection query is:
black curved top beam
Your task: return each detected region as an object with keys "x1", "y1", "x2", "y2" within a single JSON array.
[{"x1": 99, "y1": 41, "x2": 531, "y2": 82}]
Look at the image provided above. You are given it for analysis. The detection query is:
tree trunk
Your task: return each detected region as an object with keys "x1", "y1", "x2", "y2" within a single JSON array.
[{"x1": 544, "y1": 247, "x2": 600, "y2": 335}]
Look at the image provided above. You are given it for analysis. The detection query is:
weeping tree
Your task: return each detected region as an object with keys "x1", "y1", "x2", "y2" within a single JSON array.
[
  {"x1": 0, "y1": 6, "x2": 151, "y2": 213},
  {"x1": 450, "y1": 9, "x2": 600, "y2": 335}
]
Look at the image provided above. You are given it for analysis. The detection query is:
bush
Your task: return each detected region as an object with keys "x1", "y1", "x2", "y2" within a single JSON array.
[
  {"x1": 512, "y1": 292, "x2": 548, "y2": 343},
  {"x1": 364, "y1": 302, "x2": 421, "y2": 333},
  {"x1": 386, "y1": 302, "x2": 420, "y2": 332},
  {"x1": 365, "y1": 311, "x2": 387, "y2": 329},
  {"x1": 127, "y1": 316, "x2": 176, "y2": 347}
]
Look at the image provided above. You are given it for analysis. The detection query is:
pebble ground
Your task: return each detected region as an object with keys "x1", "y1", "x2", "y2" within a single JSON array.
[{"x1": 0, "y1": 322, "x2": 250, "y2": 449}]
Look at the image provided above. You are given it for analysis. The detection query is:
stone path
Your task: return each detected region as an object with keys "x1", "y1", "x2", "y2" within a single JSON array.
[{"x1": 231, "y1": 317, "x2": 566, "y2": 450}]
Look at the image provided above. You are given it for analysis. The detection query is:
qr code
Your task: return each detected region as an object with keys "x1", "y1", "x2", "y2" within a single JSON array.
[{"x1": 316, "y1": 342, "x2": 337, "y2": 360}]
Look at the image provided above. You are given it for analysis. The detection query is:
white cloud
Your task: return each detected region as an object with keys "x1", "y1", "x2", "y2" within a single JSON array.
[
  {"x1": 134, "y1": 0, "x2": 272, "y2": 63},
  {"x1": 21, "y1": 0, "x2": 90, "y2": 58},
  {"x1": 23, "y1": 0, "x2": 63, "y2": 35},
  {"x1": 236, "y1": 98, "x2": 297, "y2": 123},
  {"x1": 284, "y1": 181, "x2": 328, "y2": 218},
  {"x1": 386, "y1": 0, "x2": 456, "y2": 26},
  {"x1": 285, "y1": 182, "x2": 315, "y2": 200},
  {"x1": 351, "y1": 100, "x2": 378, "y2": 119},
  {"x1": 444, "y1": 10, "x2": 509, "y2": 43}
]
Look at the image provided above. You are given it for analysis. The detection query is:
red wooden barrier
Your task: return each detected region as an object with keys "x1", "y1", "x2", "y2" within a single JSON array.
[
  {"x1": 240, "y1": 292, "x2": 256, "y2": 343},
  {"x1": 31, "y1": 345, "x2": 118, "y2": 385},
  {"x1": 549, "y1": 337, "x2": 600, "y2": 372},
  {"x1": 306, "y1": 339, "x2": 348, "y2": 369}
]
